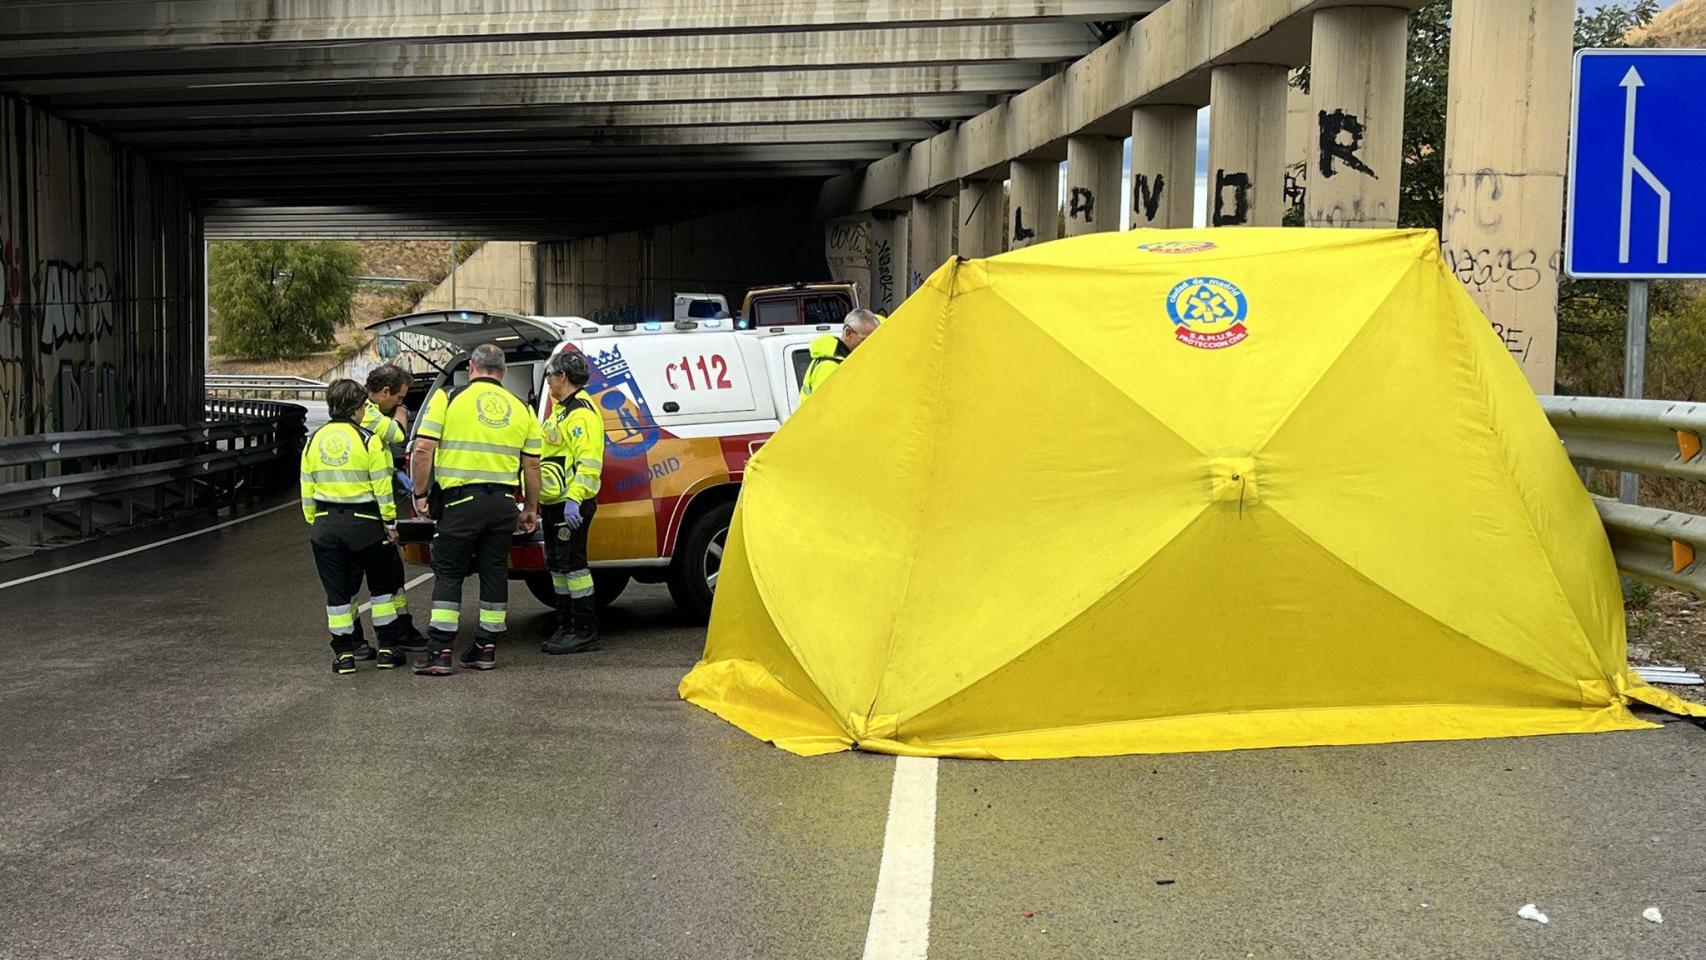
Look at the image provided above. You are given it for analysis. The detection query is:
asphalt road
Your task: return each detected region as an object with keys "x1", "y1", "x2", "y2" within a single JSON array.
[{"x1": 2, "y1": 501, "x2": 1704, "y2": 959}]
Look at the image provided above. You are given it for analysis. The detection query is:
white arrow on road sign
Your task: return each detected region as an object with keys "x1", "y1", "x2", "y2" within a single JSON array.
[{"x1": 1619, "y1": 66, "x2": 1672, "y2": 265}]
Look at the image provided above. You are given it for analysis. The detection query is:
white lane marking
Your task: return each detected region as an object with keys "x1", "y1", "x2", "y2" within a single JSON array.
[
  {"x1": 358, "y1": 571, "x2": 433, "y2": 614},
  {"x1": 0, "y1": 501, "x2": 297, "y2": 591},
  {"x1": 862, "y1": 756, "x2": 940, "y2": 960}
]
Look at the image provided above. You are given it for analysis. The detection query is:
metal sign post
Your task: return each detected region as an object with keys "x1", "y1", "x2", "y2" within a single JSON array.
[
  {"x1": 1621, "y1": 279, "x2": 1648, "y2": 503},
  {"x1": 1566, "y1": 49, "x2": 1706, "y2": 504}
]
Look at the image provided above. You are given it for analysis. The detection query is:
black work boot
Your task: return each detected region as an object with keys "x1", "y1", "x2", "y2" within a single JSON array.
[
  {"x1": 394, "y1": 613, "x2": 428, "y2": 653},
  {"x1": 375, "y1": 647, "x2": 407, "y2": 669},
  {"x1": 414, "y1": 647, "x2": 454, "y2": 676},
  {"x1": 460, "y1": 634, "x2": 497, "y2": 671},
  {"x1": 349, "y1": 621, "x2": 376, "y2": 662},
  {"x1": 330, "y1": 637, "x2": 357, "y2": 675}
]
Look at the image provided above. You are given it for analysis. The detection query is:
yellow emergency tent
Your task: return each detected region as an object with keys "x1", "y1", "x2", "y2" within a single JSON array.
[{"x1": 679, "y1": 228, "x2": 1706, "y2": 760}]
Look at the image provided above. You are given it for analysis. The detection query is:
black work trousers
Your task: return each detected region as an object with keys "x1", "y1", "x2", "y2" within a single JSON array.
[
  {"x1": 543, "y1": 498, "x2": 598, "y2": 638},
  {"x1": 428, "y1": 484, "x2": 519, "y2": 649},
  {"x1": 309, "y1": 507, "x2": 404, "y2": 650}
]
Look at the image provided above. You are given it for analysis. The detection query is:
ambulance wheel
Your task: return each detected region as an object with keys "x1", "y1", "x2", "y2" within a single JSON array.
[
  {"x1": 522, "y1": 572, "x2": 630, "y2": 609},
  {"x1": 669, "y1": 501, "x2": 733, "y2": 621}
]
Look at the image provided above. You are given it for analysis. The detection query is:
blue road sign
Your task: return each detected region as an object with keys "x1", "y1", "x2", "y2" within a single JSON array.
[{"x1": 1567, "y1": 49, "x2": 1706, "y2": 279}]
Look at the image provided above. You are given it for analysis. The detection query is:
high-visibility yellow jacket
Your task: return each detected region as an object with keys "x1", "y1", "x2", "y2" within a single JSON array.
[
  {"x1": 416, "y1": 377, "x2": 543, "y2": 489},
  {"x1": 800, "y1": 334, "x2": 850, "y2": 399},
  {"x1": 360, "y1": 399, "x2": 406, "y2": 447},
  {"x1": 300, "y1": 420, "x2": 395, "y2": 524},
  {"x1": 541, "y1": 391, "x2": 605, "y2": 506}
]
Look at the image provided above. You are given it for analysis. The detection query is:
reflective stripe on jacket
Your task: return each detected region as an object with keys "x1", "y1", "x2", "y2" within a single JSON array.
[
  {"x1": 415, "y1": 377, "x2": 543, "y2": 489},
  {"x1": 299, "y1": 420, "x2": 394, "y2": 524},
  {"x1": 540, "y1": 392, "x2": 605, "y2": 505}
]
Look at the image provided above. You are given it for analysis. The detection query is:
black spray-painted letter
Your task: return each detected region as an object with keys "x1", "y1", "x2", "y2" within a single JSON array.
[
  {"x1": 1318, "y1": 109, "x2": 1376, "y2": 180},
  {"x1": 1212, "y1": 170, "x2": 1251, "y2": 226},
  {"x1": 1133, "y1": 174, "x2": 1166, "y2": 224},
  {"x1": 1068, "y1": 187, "x2": 1095, "y2": 224}
]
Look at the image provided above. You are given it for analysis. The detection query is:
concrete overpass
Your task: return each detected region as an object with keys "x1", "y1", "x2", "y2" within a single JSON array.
[{"x1": 0, "y1": 0, "x2": 1572, "y2": 442}]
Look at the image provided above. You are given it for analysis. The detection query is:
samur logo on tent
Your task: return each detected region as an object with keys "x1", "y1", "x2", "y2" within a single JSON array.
[{"x1": 1167, "y1": 276, "x2": 1248, "y2": 350}]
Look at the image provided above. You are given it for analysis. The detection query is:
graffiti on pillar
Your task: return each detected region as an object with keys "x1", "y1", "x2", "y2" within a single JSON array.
[
  {"x1": 1212, "y1": 170, "x2": 1252, "y2": 227},
  {"x1": 874, "y1": 239, "x2": 895, "y2": 310},
  {"x1": 1012, "y1": 207, "x2": 1036, "y2": 244},
  {"x1": 1132, "y1": 174, "x2": 1167, "y2": 225},
  {"x1": 52, "y1": 359, "x2": 122, "y2": 432},
  {"x1": 0, "y1": 209, "x2": 128, "y2": 433},
  {"x1": 1068, "y1": 188, "x2": 1096, "y2": 225},
  {"x1": 1284, "y1": 161, "x2": 1308, "y2": 220},
  {"x1": 1317, "y1": 109, "x2": 1377, "y2": 179},
  {"x1": 1443, "y1": 247, "x2": 1558, "y2": 295},
  {"x1": 36, "y1": 261, "x2": 116, "y2": 352},
  {"x1": 0, "y1": 228, "x2": 28, "y2": 430}
]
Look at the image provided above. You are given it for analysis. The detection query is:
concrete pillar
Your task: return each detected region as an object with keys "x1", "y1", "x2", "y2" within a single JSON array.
[
  {"x1": 1129, "y1": 105, "x2": 1198, "y2": 229},
  {"x1": 1207, "y1": 64, "x2": 1290, "y2": 227},
  {"x1": 1442, "y1": 0, "x2": 1572, "y2": 393},
  {"x1": 1007, "y1": 157, "x2": 1060, "y2": 250},
  {"x1": 956, "y1": 178, "x2": 1004, "y2": 258},
  {"x1": 870, "y1": 210, "x2": 909, "y2": 314},
  {"x1": 825, "y1": 215, "x2": 875, "y2": 307},
  {"x1": 1284, "y1": 71, "x2": 1312, "y2": 224},
  {"x1": 1064, "y1": 135, "x2": 1124, "y2": 236},
  {"x1": 909, "y1": 194, "x2": 954, "y2": 294},
  {"x1": 1308, "y1": 8, "x2": 1408, "y2": 228}
]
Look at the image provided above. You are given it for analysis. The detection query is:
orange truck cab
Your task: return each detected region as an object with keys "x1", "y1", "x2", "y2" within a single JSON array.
[{"x1": 370, "y1": 308, "x2": 837, "y2": 619}]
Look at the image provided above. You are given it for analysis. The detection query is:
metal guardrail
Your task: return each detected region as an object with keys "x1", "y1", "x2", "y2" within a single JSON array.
[
  {"x1": 1542, "y1": 395, "x2": 1706, "y2": 595},
  {"x1": 0, "y1": 399, "x2": 306, "y2": 546},
  {"x1": 206, "y1": 374, "x2": 327, "y2": 398}
]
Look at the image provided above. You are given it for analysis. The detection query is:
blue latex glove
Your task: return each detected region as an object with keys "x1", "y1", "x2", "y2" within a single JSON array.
[{"x1": 562, "y1": 499, "x2": 584, "y2": 531}]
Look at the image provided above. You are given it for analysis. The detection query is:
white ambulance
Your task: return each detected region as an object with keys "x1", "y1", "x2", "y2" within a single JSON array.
[{"x1": 372, "y1": 309, "x2": 837, "y2": 619}]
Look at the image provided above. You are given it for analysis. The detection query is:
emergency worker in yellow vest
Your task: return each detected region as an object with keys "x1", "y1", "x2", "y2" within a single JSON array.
[
  {"x1": 409, "y1": 344, "x2": 542, "y2": 675},
  {"x1": 300, "y1": 379, "x2": 407, "y2": 674},
  {"x1": 538, "y1": 349, "x2": 606, "y2": 655},
  {"x1": 359, "y1": 363, "x2": 427, "y2": 649},
  {"x1": 800, "y1": 308, "x2": 882, "y2": 399}
]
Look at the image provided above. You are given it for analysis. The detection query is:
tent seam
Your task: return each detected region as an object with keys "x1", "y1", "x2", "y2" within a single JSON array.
[
  {"x1": 1444, "y1": 272, "x2": 1611, "y2": 680},
  {"x1": 893, "y1": 501, "x2": 1212, "y2": 726},
  {"x1": 1263, "y1": 499, "x2": 1598, "y2": 693},
  {"x1": 1253, "y1": 252, "x2": 1429, "y2": 453},
  {"x1": 976, "y1": 266, "x2": 1206, "y2": 458},
  {"x1": 860, "y1": 263, "x2": 963, "y2": 732}
]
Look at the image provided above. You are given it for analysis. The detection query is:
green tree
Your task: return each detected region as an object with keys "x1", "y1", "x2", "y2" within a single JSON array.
[{"x1": 209, "y1": 240, "x2": 362, "y2": 360}]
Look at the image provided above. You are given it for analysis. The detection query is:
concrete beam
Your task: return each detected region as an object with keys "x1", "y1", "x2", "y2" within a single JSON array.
[
  {"x1": 1443, "y1": 0, "x2": 1573, "y2": 393},
  {"x1": 45, "y1": 64, "x2": 1047, "y2": 118},
  {"x1": 108, "y1": 97, "x2": 987, "y2": 142},
  {"x1": 819, "y1": 0, "x2": 1435, "y2": 217},
  {"x1": 173, "y1": 143, "x2": 893, "y2": 169},
  {"x1": 148, "y1": 126, "x2": 926, "y2": 163},
  {"x1": 1128, "y1": 104, "x2": 1197, "y2": 228},
  {"x1": 1064, "y1": 134, "x2": 1124, "y2": 235},
  {"x1": 1008, "y1": 158, "x2": 1060, "y2": 250},
  {"x1": 0, "y1": 25, "x2": 1100, "y2": 96},
  {"x1": 1207, "y1": 63, "x2": 1289, "y2": 226},
  {"x1": 1306, "y1": 7, "x2": 1407, "y2": 227},
  {"x1": 0, "y1": 1, "x2": 1162, "y2": 54},
  {"x1": 956, "y1": 178, "x2": 1005, "y2": 257}
]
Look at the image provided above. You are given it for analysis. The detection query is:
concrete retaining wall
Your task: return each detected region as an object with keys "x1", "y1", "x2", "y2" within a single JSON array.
[
  {"x1": 537, "y1": 187, "x2": 827, "y2": 322},
  {"x1": 0, "y1": 94, "x2": 203, "y2": 438}
]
